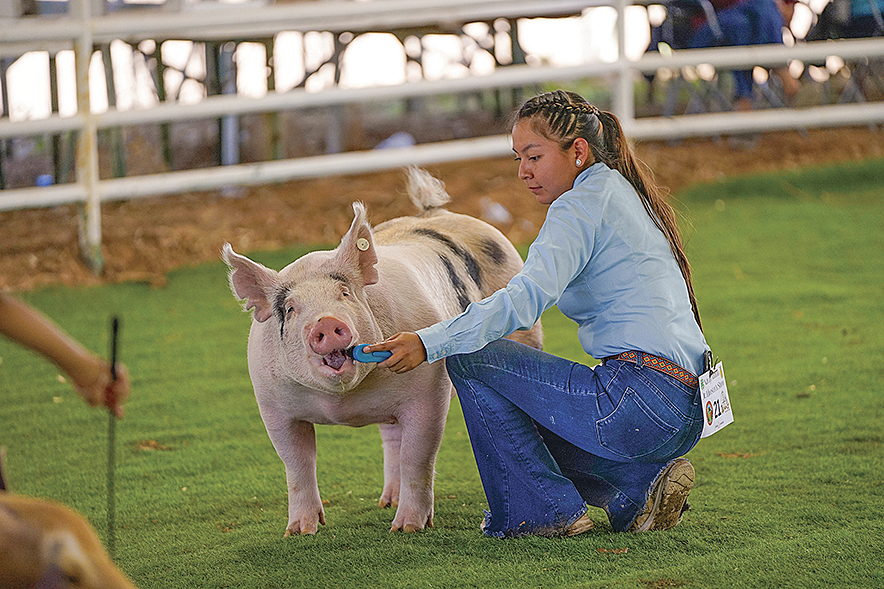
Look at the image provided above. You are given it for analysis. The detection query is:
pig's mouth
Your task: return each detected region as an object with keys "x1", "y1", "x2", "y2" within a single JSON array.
[{"x1": 321, "y1": 349, "x2": 351, "y2": 372}]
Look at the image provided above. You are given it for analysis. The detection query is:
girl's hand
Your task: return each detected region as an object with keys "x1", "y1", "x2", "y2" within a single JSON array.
[
  {"x1": 364, "y1": 333, "x2": 427, "y2": 374},
  {"x1": 71, "y1": 356, "x2": 131, "y2": 418}
]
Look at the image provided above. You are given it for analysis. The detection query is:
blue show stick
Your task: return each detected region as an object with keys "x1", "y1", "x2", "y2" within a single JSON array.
[{"x1": 351, "y1": 344, "x2": 392, "y2": 363}]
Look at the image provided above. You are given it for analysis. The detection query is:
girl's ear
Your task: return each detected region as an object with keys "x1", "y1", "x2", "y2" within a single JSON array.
[{"x1": 573, "y1": 137, "x2": 590, "y2": 165}]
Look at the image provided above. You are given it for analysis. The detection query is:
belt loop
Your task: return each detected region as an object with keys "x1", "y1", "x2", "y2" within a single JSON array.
[{"x1": 635, "y1": 351, "x2": 644, "y2": 369}]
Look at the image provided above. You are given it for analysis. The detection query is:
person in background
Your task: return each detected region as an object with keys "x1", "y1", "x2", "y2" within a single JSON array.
[
  {"x1": 0, "y1": 292, "x2": 130, "y2": 418},
  {"x1": 806, "y1": 0, "x2": 884, "y2": 40},
  {"x1": 365, "y1": 90, "x2": 709, "y2": 537},
  {"x1": 688, "y1": 0, "x2": 802, "y2": 110}
]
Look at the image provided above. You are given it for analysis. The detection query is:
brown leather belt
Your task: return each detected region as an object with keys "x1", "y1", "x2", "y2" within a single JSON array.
[{"x1": 605, "y1": 350, "x2": 699, "y2": 389}]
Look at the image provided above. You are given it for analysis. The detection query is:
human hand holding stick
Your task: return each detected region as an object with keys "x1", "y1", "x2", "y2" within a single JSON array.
[
  {"x1": 363, "y1": 332, "x2": 427, "y2": 374},
  {"x1": 0, "y1": 293, "x2": 130, "y2": 416}
]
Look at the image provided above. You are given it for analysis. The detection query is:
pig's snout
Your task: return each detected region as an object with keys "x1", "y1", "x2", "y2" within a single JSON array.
[{"x1": 309, "y1": 317, "x2": 353, "y2": 356}]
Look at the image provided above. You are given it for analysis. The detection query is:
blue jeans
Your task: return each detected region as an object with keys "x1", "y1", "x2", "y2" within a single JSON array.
[{"x1": 446, "y1": 339, "x2": 704, "y2": 536}]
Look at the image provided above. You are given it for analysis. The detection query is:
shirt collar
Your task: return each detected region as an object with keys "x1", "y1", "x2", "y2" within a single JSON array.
[{"x1": 572, "y1": 162, "x2": 605, "y2": 190}]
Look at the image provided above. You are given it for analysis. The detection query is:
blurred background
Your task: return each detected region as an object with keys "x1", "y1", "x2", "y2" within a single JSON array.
[{"x1": 1, "y1": 0, "x2": 883, "y2": 288}]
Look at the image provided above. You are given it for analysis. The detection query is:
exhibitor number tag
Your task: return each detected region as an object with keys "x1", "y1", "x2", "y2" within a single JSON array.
[{"x1": 699, "y1": 362, "x2": 733, "y2": 437}]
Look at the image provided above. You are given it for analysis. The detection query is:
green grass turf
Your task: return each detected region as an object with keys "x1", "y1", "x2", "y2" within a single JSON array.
[{"x1": 1, "y1": 157, "x2": 883, "y2": 588}]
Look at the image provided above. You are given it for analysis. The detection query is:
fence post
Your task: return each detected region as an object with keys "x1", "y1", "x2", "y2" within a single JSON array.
[
  {"x1": 614, "y1": 0, "x2": 635, "y2": 126},
  {"x1": 73, "y1": 0, "x2": 103, "y2": 274},
  {"x1": 0, "y1": 57, "x2": 9, "y2": 190}
]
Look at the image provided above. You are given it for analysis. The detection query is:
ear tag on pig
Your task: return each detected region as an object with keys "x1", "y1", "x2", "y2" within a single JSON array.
[
  {"x1": 351, "y1": 344, "x2": 392, "y2": 363},
  {"x1": 356, "y1": 238, "x2": 370, "y2": 252}
]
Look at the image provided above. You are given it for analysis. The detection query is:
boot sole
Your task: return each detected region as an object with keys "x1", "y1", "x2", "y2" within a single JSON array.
[{"x1": 631, "y1": 459, "x2": 695, "y2": 532}]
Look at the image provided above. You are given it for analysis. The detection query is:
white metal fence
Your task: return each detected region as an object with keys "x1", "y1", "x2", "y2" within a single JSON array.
[{"x1": 2, "y1": 0, "x2": 884, "y2": 270}]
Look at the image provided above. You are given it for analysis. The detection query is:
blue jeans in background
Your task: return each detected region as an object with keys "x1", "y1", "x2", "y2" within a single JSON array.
[{"x1": 446, "y1": 338, "x2": 704, "y2": 536}]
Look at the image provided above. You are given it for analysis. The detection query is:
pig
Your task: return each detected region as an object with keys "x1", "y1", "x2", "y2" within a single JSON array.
[
  {"x1": 0, "y1": 493, "x2": 138, "y2": 589},
  {"x1": 222, "y1": 167, "x2": 542, "y2": 536}
]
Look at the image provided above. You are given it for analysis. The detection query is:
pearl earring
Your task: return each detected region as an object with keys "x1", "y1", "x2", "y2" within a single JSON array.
[{"x1": 575, "y1": 159, "x2": 582, "y2": 166}]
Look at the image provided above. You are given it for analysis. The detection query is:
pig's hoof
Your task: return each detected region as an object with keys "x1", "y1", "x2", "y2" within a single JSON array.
[
  {"x1": 283, "y1": 528, "x2": 315, "y2": 537},
  {"x1": 377, "y1": 497, "x2": 399, "y2": 509},
  {"x1": 283, "y1": 521, "x2": 320, "y2": 536},
  {"x1": 391, "y1": 517, "x2": 433, "y2": 533}
]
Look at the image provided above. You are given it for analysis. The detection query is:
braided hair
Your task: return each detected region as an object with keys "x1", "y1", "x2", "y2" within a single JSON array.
[{"x1": 512, "y1": 90, "x2": 702, "y2": 331}]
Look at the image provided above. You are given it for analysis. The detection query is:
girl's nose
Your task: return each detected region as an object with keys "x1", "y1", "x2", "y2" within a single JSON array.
[{"x1": 518, "y1": 160, "x2": 530, "y2": 180}]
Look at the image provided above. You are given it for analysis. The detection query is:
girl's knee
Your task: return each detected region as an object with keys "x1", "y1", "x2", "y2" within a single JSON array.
[{"x1": 445, "y1": 352, "x2": 471, "y2": 382}]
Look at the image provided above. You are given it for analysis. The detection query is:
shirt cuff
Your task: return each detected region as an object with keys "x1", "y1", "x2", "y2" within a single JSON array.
[{"x1": 416, "y1": 323, "x2": 453, "y2": 364}]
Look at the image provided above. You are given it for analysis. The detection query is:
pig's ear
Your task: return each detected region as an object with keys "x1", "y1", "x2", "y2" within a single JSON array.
[
  {"x1": 338, "y1": 202, "x2": 379, "y2": 286},
  {"x1": 221, "y1": 243, "x2": 279, "y2": 323}
]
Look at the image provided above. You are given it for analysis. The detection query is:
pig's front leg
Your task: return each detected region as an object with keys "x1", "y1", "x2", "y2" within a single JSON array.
[
  {"x1": 390, "y1": 395, "x2": 450, "y2": 533},
  {"x1": 377, "y1": 423, "x2": 402, "y2": 509},
  {"x1": 264, "y1": 417, "x2": 325, "y2": 536}
]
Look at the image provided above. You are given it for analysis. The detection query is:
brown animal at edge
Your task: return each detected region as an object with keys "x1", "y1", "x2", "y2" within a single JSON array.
[{"x1": 0, "y1": 493, "x2": 137, "y2": 589}]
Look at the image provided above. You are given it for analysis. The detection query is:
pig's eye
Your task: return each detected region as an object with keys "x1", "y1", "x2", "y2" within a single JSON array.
[
  {"x1": 341, "y1": 286, "x2": 351, "y2": 297},
  {"x1": 286, "y1": 306, "x2": 296, "y2": 316}
]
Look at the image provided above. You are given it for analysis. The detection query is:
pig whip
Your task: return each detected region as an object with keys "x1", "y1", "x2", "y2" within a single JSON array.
[
  {"x1": 0, "y1": 445, "x2": 6, "y2": 491},
  {"x1": 107, "y1": 316, "x2": 120, "y2": 560}
]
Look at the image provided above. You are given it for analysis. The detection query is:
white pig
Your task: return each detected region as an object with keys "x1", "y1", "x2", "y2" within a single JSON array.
[{"x1": 222, "y1": 167, "x2": 542, "y2": 536}]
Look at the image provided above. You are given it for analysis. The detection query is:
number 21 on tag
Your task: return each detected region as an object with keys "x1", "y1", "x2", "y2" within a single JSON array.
[{"x1": 699, "y1": 362, "x2": 733, "y2": 437}]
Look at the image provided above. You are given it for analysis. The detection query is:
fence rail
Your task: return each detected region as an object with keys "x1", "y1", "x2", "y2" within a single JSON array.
[{"x1": 2, "y1": 0, "x2": 884, "y2": 271}]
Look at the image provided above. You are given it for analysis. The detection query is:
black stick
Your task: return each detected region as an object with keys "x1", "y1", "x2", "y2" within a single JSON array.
[
  {"x1": 107, "y1": 316, "x2": 119, "y2": 560},
  {"x1": 0, "y1": 446, "x2": 7, "y2": 492}
]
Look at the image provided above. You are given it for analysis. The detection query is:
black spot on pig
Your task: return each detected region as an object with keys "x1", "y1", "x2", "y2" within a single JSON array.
[
  {"x1": 480, "y1": 238, "x2": 507, "y2": 267},
  {"x1": 413, "y1": 228, "x2": 482, "y2": 291},
  {"x1": 439, "y1": 255, "x2": 472, "y2": 311},
  {"x1": 274, "y1": 286, "x2": 292, "y2": 339}
]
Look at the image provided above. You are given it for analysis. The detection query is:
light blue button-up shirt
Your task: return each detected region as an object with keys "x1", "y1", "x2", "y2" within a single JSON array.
[{"x1": 417, "y1": 163, "x2": 709, "y2": 376}]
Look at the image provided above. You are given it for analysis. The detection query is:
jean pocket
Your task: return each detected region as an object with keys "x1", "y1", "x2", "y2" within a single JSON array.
[{"x1": 596, "y1": 387, "x2": 679, "y2": 459}]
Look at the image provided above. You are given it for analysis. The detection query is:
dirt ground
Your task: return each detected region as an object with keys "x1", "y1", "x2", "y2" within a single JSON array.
[{"x1": 2, "y1": 125, "x2": 883, "y2": 293}]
